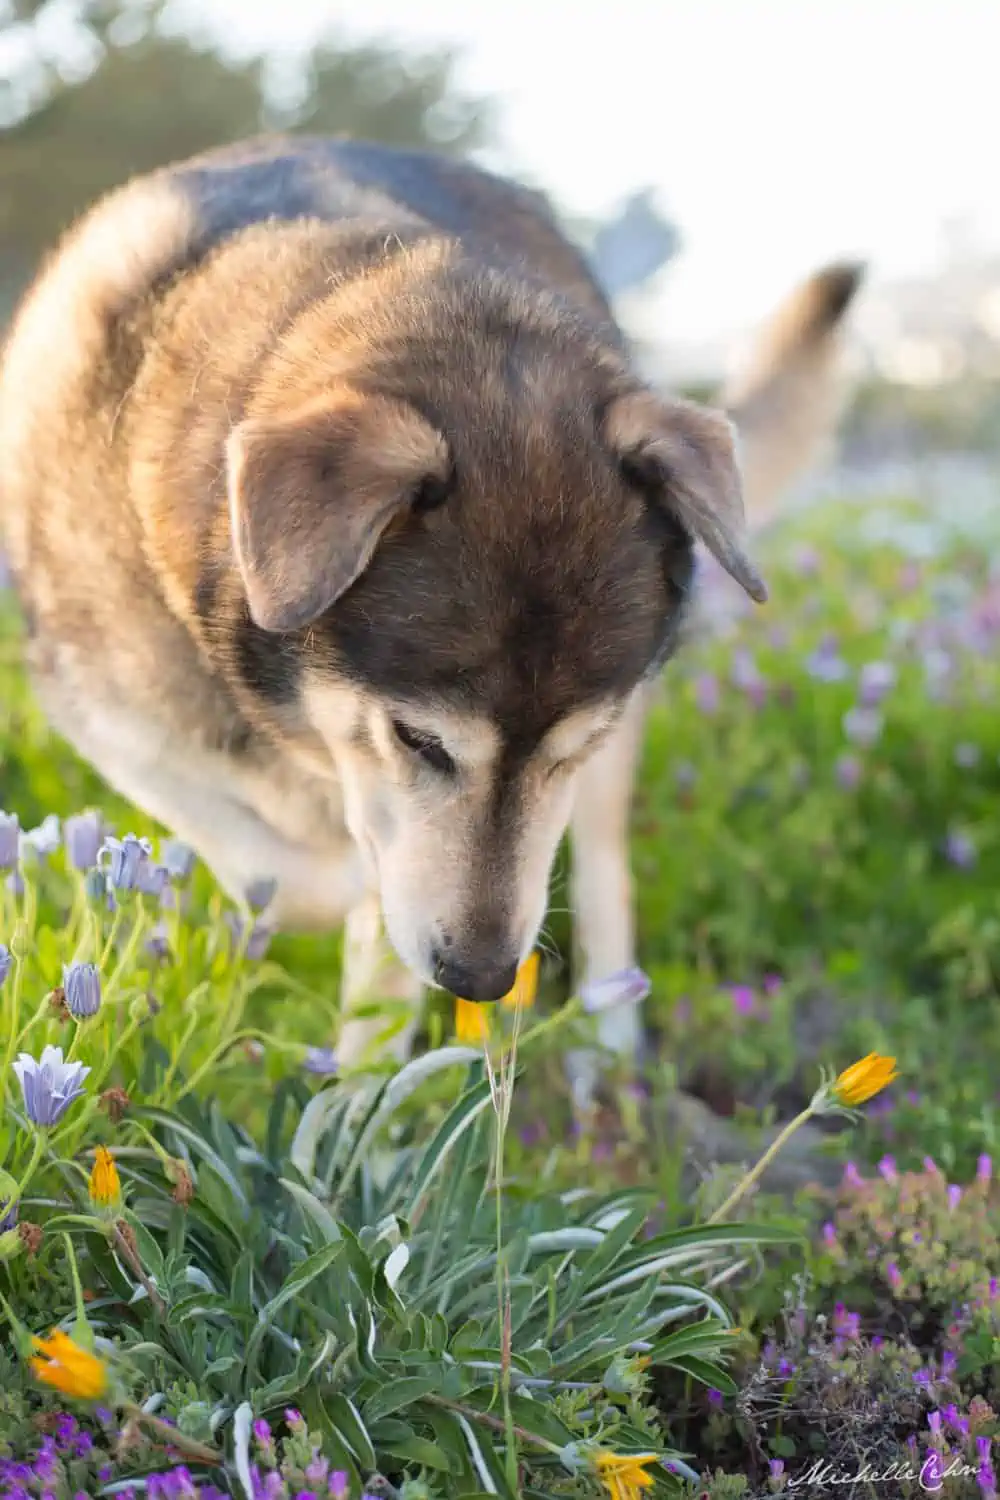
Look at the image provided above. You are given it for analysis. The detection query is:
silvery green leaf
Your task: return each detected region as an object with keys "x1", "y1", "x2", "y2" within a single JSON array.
[
  {"x1": 232, "y1": 1401, "x2": 254, "y2": 1500},
  {"x1": 384, "y1": 1242, "x2": 410, "y2": 1291}
]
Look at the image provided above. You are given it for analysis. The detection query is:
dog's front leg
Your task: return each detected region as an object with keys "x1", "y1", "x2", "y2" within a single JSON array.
[
  {"x1": 336, "y1": 892, "x2": 424, "y2": 1071},
  {"x1": 567, "y1": 688, "x2": 650, "y2": 1088}
]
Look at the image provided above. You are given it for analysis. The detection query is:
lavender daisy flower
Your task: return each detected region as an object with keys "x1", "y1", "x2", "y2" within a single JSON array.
[
  {"x1": 944, "y1": 828, "x2": 977, "y2": 869},
  {"x1": 136, "y1": 860, "x2": 169, "y2": 899},
  {"x1": 303, "y1": 1047, "x2": 339, "y2": 1076},
  {"x1": 580, "y1": 967, "x2": 651, "y2": 1014},
  {"x1": 858, "y1": 660, "x2": 897, "y2": 706},
  {"x1": 843, "y1": 706, "x2": 883, "y2": 747},
  {"x1": 835, "y1": 753, "x2": 862, "y2": 790},
  {"x1": 0, "y1": 944, "x2": 11, "y2": 988},
  {"x1": 695, "y1": 672, "x2": 720, "y2": 713},
  {"x1": 161, "y1": 839, "x2": 196, "y2": 882},
  {"x1": 63, "y1": 962, "x2": 101, "y2": 1020},
  {"x1": 63, "y1": 811, "x2": 104, "y2": 871},
  {"x1": 245, "y1": 876, "x2": 278, "y2": 913},
  {"x1": 99, "y1": 832, "x2": 153, "y2": 891},
  {"x1": 0, "y1": 811, "x2": 19, "y2": 870},
  {"x1": 13, "y1": 1045, "x2": 90, "y2": 1126}
]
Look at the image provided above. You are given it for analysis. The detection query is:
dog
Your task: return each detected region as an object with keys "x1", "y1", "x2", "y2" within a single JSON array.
[{"x1": 0, "y1": 136, "x2": 861, "y2": 1069}]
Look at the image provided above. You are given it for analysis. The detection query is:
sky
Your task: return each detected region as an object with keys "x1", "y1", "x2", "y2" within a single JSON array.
[{"x1": 170, "y1": 0, "x2": 1000, "y2": 344}]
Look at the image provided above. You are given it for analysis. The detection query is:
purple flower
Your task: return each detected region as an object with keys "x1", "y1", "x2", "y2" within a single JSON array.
[
  {"x1": 303, "y1": 1047, "x2": 339, "y2": 1077},
  {"x1": 252, "y1": 1418, "x2": 271, "y2": 1445},
  {"x1": 695, "y1": 672, "x2": 720, "y2": 713},
  {"x1": 762, "y1": 972, "x2": 783, "y2": 995},
  {"x1": 99, "y1": 832, "x2": 153, "y2": 891},
  {"x1": 833, "y1": 1302, "x2": 860, "y2": 1340},
  {"x1": 0, "y1": 944, "x2": 11, "y2": 989},
  {"x1": 877, "y1": 1154, "x2": 897, "y2": 1182},
  {"x1": 63, "y1": 811, "x2": 104, "y2": 871},
  {"x1": 941, "y1": 1351, "x2": 958, "y2": 1379},
  {"x1": 580, "y1": 967, "x2": 651, "y2": 1014},
  {"x1": 947, "y1": 1183, "x2": 962, "y2": 1210},
  {"x1": 843, "y1": 706, "x2": 883, "y2": 747},
  {"x1": 305, "y1": 1451, "x2": 330, "y2": 1484},
  {"x1": 146, "y1": 922, "x2": 171, "y2": 962},
  {"x1": 806, "y1": 640, "x2": 850, "y2": 682},
  {"x1": 843, "y1": 1160, "x2": 863, "y2": 1188},
  {"x1": 924, "y1": 1155, "x2": 940, "y2": 1175},
  {"x1": 161, "y1": 839, "x2": 196, "y2": 881},
  {"x1": 225, "y1": 913, "x2": 274, "y2": 961},
  {"x1": 822, "y1": 1221, "x2": 838, "y2": 1250},
  {"x1": 63, "y1": 961, "x2": 101, "y2": 1020},
  {"x1": 928, "y1": 1410, "x2": 942, "y2": 1435},
  {"x1": 328, "y1": 1475, "x2": 350, "y2": 1500},
  {"x1": 769, "y1": 1458, "x2": 785, "y2": 1479},
  {"x1": 858, "y1": 660, "x2": 897, "y2": 706},
  {"x1": 978, "y1": 1154, "x2": 992, "y2": 1185},
  {"x1": 136, "y1": 860, "x2": 169, "y2": 899},
  {"x1": 944, "y1": 829, "x2": 977, "y2": 869},
  {"x1": 0, "y1": 811, "x2": 20, "y2": 870},
  {"x1": 13, "y1": 1045, "x2": 90, "y2": 1126},
  {"x1": 5, "y1": 869, "x2": 24, "y2": 897},
  {"x1": 980, "y1": 1438, "x2": 993, "y2": 1462},
  {"x1": 707, "y1": 1387, "x2": 724, "y2": 1407},
  {"x1": 245, "y1": 877, "x2": 278, "y2": 913},
  {"x1": 887, "y1": 1260, "x2": 903, "y2": 1292},
  {"x1": 730, "y1": 984, "x2": 755, "y2": 1017},
  {"x1": 834, "y1": 753, "x2": 862, "y2": 790}
]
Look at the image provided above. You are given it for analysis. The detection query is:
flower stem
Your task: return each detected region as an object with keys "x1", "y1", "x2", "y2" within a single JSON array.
[
  {"x1": 5, "y1": 1131, "x2": 47, "y2": 1215},
  {"x1": 120, "y1": 1402, "x2": 220, "y2": 1464},
  {"x1": 707, "y1": 1106, "x2": 815, "y2": 1224}
]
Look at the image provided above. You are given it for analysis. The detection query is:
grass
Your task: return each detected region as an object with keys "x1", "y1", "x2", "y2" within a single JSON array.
[{"x1": 2, "y1": 482, "x2": 1000, "y2": 1494}]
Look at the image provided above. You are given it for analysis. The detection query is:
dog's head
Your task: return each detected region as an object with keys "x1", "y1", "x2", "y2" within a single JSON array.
[{"x1": 225, "y1": 253, "x2": 766, "y2": 998}]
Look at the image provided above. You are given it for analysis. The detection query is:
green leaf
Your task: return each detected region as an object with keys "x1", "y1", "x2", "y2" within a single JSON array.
[
  {"x1": 668, "y1": 1354, "x2": 737, "y2": 1393},
  {"x1": 406, "y1": 1077, "x2": 494, "y2": 1218},
  {"x1": 243, "y1": 1239, "x2": 344, "y2": 1382},
  {"x1": 363, "y1": 1372, "x2": 447, "y2": 1424},
  {"x1": 320, "y1": 1390, "x2": 377, "y2": 1470}
]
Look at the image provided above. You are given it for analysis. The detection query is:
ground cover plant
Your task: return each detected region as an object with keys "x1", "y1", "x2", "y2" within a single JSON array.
[{"x1": 2, "y1": 484, "x2": 1000, "y2": 1494}]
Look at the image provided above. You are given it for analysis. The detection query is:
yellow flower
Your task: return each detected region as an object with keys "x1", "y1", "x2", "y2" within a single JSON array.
[
  {"x1": 88, "y1": 1146, "x2": 121, "y2": 1210},
  {"x1": 454, "y1": 997, "x2": 492, "y2": 1044},
  {"x1": 500, "y1": 952, "x2": 539, "y2": 1011},
  {"x1": 30, "y1": 1329, "x2": 107, "y2": 1400},
  {"x1": 594, "y1": 1450, "x2": 657, "y2": 1499},
  {"x1": 832, "y1": 1052, "x2": 899, "y2": 1107}
]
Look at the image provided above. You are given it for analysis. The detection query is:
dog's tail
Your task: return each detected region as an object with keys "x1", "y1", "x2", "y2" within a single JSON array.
[{"x1": 718, "y1": 261, "x2": 865, "y2": 527}]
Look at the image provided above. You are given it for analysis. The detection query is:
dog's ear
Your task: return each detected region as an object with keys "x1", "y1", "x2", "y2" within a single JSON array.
[
  {"x1": 604, "y1": 390, "x2": 768, "y2": 603},
  {"x1": 226, "y1": 389, "x2": 451, "y2": 632}
]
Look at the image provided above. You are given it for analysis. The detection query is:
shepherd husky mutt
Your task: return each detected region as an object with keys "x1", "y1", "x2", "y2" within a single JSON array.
[{"x1": 0, "y1": 137, "x2": 861, "y2": 1066}]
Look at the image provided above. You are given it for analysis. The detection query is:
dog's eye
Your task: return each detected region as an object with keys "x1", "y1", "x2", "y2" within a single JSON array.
[{"x1": 391, "y1": 718, "x2": 456, "y2": 775}]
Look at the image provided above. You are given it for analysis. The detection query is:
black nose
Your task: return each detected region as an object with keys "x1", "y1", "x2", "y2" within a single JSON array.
[{"x1": 433, "y1": 953, "x2": 520, "y2": 1003}]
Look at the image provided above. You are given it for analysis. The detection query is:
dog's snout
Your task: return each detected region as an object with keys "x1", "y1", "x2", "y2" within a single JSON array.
[{"x1": 433, "y1": 951, "x2": 519, "y2": 1003}]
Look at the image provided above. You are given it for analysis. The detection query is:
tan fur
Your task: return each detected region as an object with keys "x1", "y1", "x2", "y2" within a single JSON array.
[{"x1": 720, "y1": 262, "x2": 864, "y2": 526}]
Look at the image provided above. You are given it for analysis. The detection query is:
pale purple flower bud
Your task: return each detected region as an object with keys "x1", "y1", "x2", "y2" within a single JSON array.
[
  {"x1": 978, "y1": 1154, "x2": 992, "y2": 1185},
  {"x1": 877, "y1": 1154, "x2": 897, "y2": 1182},
  {"x1": 843, "y1": 706, "x2": 882, "y2": 747},
  {"x1": 843, "y1": 1160, "x2": 863, "y2": 1187},
  {"x1": 252, "y1": 1418, "x2": 271, "y2": 1445},
  {"x1": 5, "y1": 870, "x2": 23, "y2": 897},
  {"x1": 245, "y1": 877, "x2": 278, "y2": 913},
  {"x1": 0, "y1": 811, "x2": 19, "y2": 870},
  {"x1": 928, "y1": 1410, "x2": 942, "y2": 1435},
  {"x1": 21, "y1": 813, "x2": 61, "y2": 861},
  {"x1": 63, "y1": 962, "x2": 101, "y2": 1019},
  {"x1": 707, "y1": 1387, "x2": 724, "y2": 1407},
  {"x1": 695, "y1": 672, "x2": 720, "y2": 713},
  {"x1": 0, "y1": 945, "x2": 10, "y2": 988},
  {"x1": 887, "y1": 1260, "x2": 902, "y2": 1292},
  {"x1": 136, "y1": 861, "x2": 168, "y2": 899},
  {"x1": 806, "y1": 641, "x2": 850, "y2": 682},
  {"x1": 835, "y1": 753, "x2": 862, "y2": 790},
  {"x1": 0, "y1": 1198, "x2": 16, "y2": 1233},
  {"x1": 161, "y1": 840, "x2": 196, "y2": 881},
  {"x1": 303, "y1": 1047, "x2": 338, "y2": 1076},
  {"x1": 822, "y1": 1220, "x2": 837, "y2": 1249},
  {"x1": 979, "y1": 1437, "x2": 993, "y2": 1462},
  {"x1": 858, "y1": 660, "x2": 896, "y2": 706},
  {"x1": 146, "y1": 923, "x2": 171, "y2": 962},
  {"x1": 225, "y1": 913, "x2": 274, "y2": 961},
  {"x1": 941, "y1": 1350, "x2": 958, "y2": 1378},
  {"x1": 99, "y1": 832, "x2": 153, "y2": 891},
  {"x1": 924, "y1": 1155, "x2": 940, "y2": 1175},
  {"x1": 769, "y1": 1458, "x2": 785, "y2": 1479},
  {"x1": 580, "y1": 966, "x2": 650, "y2": 1014},
  {"x1": 328, "y1": 1474, "x2": 350, "y2": 1500},
  {"x1": 83, "y1": 868, "x2": 109, "y2": 904},
  {"x1": 63, "y1": 812, "x2": 103, "y2": 871},
  {"x1": 13, "y1": 1045, "x2": 90, "y2": 1126},
  {"x1": 948, "y1": 1183, "x2": 962, "y2": 1210}
]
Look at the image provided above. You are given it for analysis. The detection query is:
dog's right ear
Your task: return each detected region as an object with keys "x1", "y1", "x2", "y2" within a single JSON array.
[{"x1": 226, "y1": 389, "x2": 451, "y2": 633}]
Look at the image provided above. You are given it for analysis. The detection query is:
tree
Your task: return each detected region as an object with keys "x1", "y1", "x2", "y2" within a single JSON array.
[{"x1": 0, "y1": 0, "x2": 494, "y2": 312}]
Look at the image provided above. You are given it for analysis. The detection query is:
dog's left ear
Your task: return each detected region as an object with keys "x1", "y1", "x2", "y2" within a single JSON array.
[{"x1": 604, "y1": 390, "x2": 768, "y2": 603}]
